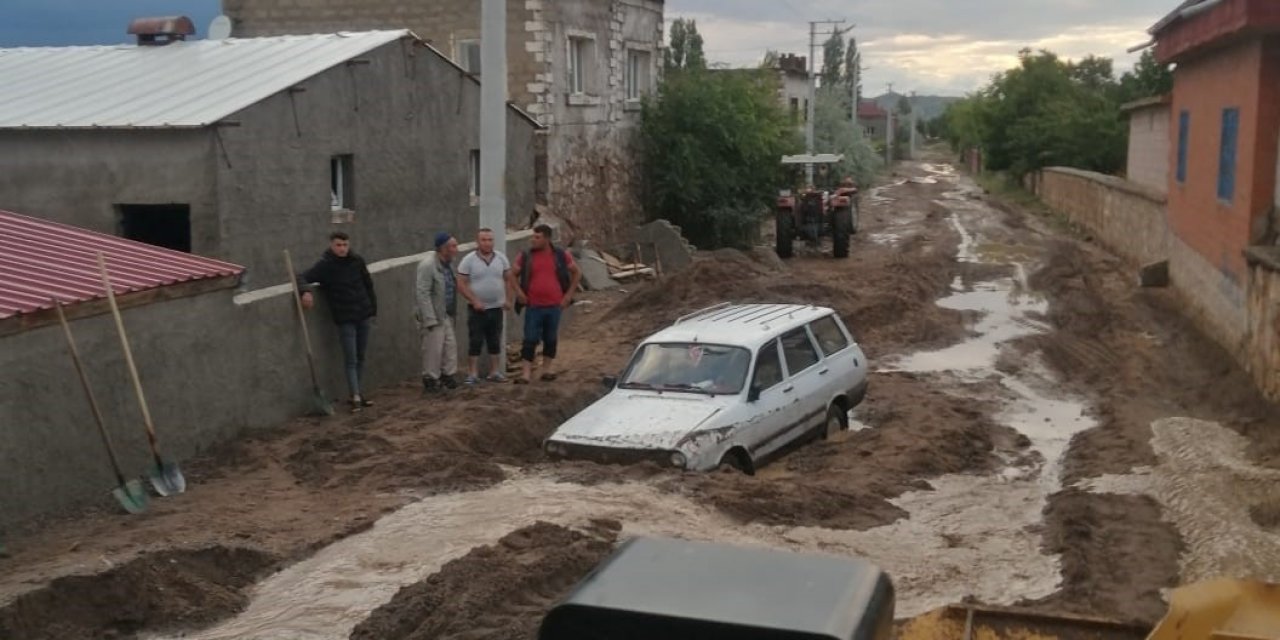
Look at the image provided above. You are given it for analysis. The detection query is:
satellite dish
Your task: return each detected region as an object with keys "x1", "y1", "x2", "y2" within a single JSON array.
[{"x1": 208, "y1": 15, "x2": 232, "y2": 40}]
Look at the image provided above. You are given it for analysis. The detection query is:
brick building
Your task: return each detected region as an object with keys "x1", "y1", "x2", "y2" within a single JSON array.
[
  {"x1": 1123, "y1": 95, "x2": 1172, "y2": 194},
  {"x1": 224, "y1": 0, "x2": 665, "y2": 244}
]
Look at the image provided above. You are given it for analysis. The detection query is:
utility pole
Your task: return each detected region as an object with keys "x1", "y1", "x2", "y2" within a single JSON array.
[
  {"x1": 910, "y1": 90, "x2": 918, "y2": 159},
  {"x1": 480, "y1": 0, "x2": 507, "y2": 367},
  {"x1": 806, "y1": 18, "x2": 844, "y2": 185}
]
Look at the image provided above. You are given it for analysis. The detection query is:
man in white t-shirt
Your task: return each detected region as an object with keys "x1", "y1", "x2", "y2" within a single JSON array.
[{"x1": 457, "y1": 228, "x2": 518, "y2": 384}]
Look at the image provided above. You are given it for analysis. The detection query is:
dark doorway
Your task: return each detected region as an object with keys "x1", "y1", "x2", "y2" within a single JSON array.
[{"x1": 117, "y1": 204, "x2": 192, "y2": 252}]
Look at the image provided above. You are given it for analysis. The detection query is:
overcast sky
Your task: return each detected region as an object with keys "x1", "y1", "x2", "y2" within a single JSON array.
[
  {"x1": 669, "y1": 0, "x2": 1176, "y2": 96},
  {"x1": 1, "y1": 0, "x2": 1175, "y2": 97}
]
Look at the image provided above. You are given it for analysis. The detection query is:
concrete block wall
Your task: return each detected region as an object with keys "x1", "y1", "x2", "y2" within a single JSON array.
[
  {"x1": 0, "y1": 235, "x2": 534, "y2": 530},
  {"x1": 1036, "y1": 167, "x2": 1171, "y2": 267},
  {"x1": 1246, "y1": 253, "x2": 1280, "y2": 400},
  {"x1": 1126, "y1": 104, "x2": 1171, "y2": 194}
]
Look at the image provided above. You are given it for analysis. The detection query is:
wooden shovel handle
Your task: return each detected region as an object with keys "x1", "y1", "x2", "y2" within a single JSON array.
[
  {"x1": 96, "y1": 253, "x2": 163, "y2": 458},
  {"x1": 54, "y1": 299, "x2": 128, "y2": 483}
]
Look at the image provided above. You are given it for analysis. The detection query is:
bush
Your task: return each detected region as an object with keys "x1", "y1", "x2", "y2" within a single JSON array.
[{"x1": 640, "y1": 68, "x2": 796, "y2": 250}]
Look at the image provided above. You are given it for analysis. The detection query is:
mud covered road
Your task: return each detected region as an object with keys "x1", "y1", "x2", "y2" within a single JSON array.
[{"x1": 3, "y1": 153, "x2": 1279, "y2": 639}]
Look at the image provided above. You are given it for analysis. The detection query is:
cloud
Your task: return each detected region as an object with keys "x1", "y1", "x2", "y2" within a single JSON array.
[{"x1": 669, "y1": 0, "x2": 1168, "y2": 95}]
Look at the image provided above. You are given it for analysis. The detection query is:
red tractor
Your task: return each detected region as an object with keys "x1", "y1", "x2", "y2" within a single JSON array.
[{"x1": 775, "y1": 154, "x2": 860, "y2": 259}]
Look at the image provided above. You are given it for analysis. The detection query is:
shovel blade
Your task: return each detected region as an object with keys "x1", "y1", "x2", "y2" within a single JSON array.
[
  {"x1": 112, "y1": 479, "x2": 149, "y2": 514},
  {"x1": 314, "y1": 388, "x2": 335, "y2": 417},
  {"x1": 149, "y1": 461, "x2": 186, "y2": 496}
]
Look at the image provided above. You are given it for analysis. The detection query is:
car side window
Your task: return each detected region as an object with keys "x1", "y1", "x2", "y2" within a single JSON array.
[
  {"x1": 810, "y1": 315, "x2": 850, "y2": 356},
  {"x1": 752, "y1": 340, "x2": 784, "y2": 391},
  {"x1": 781, "y1": 328, "x2": 820, "y2": 374}
]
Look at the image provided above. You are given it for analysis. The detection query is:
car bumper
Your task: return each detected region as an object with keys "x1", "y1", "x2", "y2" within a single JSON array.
[{"x1": 545, "y1": 440, "x2": 688, "y2": 469}]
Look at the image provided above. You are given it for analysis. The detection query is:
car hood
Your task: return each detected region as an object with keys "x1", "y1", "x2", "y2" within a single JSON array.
[{"x1": 550, "y1": 392, "x2": 733, "y2": 450}]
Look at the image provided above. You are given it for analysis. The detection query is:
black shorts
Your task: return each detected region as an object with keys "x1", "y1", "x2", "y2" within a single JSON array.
[{"x1": 468, "y1": 307, "x2": 504, "y2": 356}]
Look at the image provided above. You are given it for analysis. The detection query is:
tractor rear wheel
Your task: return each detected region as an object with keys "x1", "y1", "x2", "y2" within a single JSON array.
[
  {"x1": 832, "y1": 206, "x2": 851, "y2": 258},
  {"x1": 776, "y1": 209, "x2": 795, "y2": 259}
]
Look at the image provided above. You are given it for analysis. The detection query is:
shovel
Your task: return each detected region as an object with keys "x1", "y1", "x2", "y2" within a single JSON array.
[
  {"x1": 284, "y1": 249, "x2": 335, "y2": 416},
  {"x1": 54, "y1": 300, "x2": 149, "y2": 514},
  {"x1": 97, "y1": 253, "x2": 186, "y2": 497}
]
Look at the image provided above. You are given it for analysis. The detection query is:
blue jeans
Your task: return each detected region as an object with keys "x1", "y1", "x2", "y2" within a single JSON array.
[
  {"x1": 337, "y1": 318, "x2": 372, "y2": 398},
  {"x1": 521, "y1": 306, "x2": 561, "y2": 361}
]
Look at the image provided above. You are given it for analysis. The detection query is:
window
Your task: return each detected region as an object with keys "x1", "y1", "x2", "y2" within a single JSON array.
[
  {"x1": 790, "y1": 98, "x2": 800, "y2": 124},
  {"x1": 469, "y1": 149, "x2": 481, "y2": 203},
  {"x1": 810, "y1": 315, "x2": 850, "y2": 356},
  {"x1": 780, "y1": 328, "x2": 820, "y2": 375},
  {"x1": 1218, "y1": 107, "x2": 1239, "y2": 202},
  {"x1": 803, "y1": 99, "x2": 810, "y2": 122},
  {"x1": 1176, "y1": 110, "x2": 1189, "y2": 184},
  {"x1": 752, "y1": 340, "x2": 785, "y2": 391},
  {"x1": 567, "y1": 36, "x2": 593, "y2": 95},
  {"x1": 457, "y1": 40, "x2": 481, "y2": 75},
  {"x1": 625, "y1": 49, "x2": 651, "y2": 100},
  {"x1": 118, "y1": 204, "x2": 192, "y2": 253},
  {"x1": 330, "y1": 155, "x2": 354, "y2": 211},
  {"x1": 620, "y1": 343, "x2": 751, "y2": 394}
]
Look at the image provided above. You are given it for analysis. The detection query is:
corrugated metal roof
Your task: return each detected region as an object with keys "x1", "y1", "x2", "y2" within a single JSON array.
[
  {"x1": 0, "y1": 210, "x2": 244, "y2": 319},
  {"x1": 0, "y1": 30, "x2": 410, "y2": 129}
]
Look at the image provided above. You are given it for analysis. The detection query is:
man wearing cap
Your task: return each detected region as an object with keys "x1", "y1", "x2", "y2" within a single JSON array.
[{"x1": 415, "y1": 232, "x2": 460, "y2": 392}]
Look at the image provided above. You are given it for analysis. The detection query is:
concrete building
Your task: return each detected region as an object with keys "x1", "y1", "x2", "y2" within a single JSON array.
[
  {"x1": 767, "y1": 54, "x2": 810, "y2": 126},
  {"x1": 1123, "y1": 95, "x2": 1172, "y2": 194},
  {"x1": 1153, "y1": 0, "x2": 1280, "y2": 347},
  {"x1": 223, "y1": 0, "x2": 666, "y2": 244},
  {"x1": 0, "y1": 28, "x2": 539, "y2": 284},
  {"x1": 858, "y1": 101, "x2": 889, "y2": 141}
]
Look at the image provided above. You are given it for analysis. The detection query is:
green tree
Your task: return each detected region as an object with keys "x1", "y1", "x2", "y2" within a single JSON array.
[
  {"x1": 641, "y1": 69, "x2": 797, "y2": 249},
  {"x1": 821, "y1": 33, "x2": 844, "y2": 88},
  {"x1": 665, "y1": 18, "x2": 706, "y2": 72},
  {"x1": 842, "y1": 37, "x2": 862, "y2": 107},
  {"x1": 814, "y1": 87, "x2": 881, "y2": 188},
  {"x1": 1119, "y1": 49, "x2": 1173, "y2": 101}
]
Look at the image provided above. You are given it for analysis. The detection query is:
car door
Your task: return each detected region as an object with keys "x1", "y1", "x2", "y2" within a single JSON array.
[
  {"x1": 809, "y1": 313, "x2": 866, "y2": 398},
  {"x1": 739, "y1": 338, "x2": 798, "y2": 455},
  {"x1": 755, "y1": 327, "x2": 826, "y2": 459}
]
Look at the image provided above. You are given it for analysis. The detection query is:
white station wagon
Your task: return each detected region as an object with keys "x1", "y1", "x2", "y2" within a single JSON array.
[{"x1": 545, "y1": 303, "x2": 869, "y2": 473}]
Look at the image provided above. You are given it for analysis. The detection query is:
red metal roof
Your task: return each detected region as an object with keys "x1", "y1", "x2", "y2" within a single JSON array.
[
  {"x1": 0, "y1": 209, "x2": 244, "y2": 319},
  {"x1": 857, "y1": 101, "x2": 888, "y2": 119}
]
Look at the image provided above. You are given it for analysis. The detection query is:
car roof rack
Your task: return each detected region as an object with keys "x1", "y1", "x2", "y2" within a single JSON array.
[{"x1": 675, "y1": 302, "x2": 734, "y2": 325}]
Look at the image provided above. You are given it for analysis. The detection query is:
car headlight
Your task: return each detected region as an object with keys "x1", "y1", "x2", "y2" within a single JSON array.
[
  {"x1": 669, "y1": 452, "x2": 687, "y2": 469},
  {"x1": 545, "y1": 441, "x2": 563, "y2": 456}
]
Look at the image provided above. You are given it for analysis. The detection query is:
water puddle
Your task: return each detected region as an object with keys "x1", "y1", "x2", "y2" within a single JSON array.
[{"x1": 1081, "y1": 417, "x2": 1280, "y2": 584}]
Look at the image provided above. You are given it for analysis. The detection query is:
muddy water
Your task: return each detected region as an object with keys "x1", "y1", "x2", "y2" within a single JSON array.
[
  {"x1": 154, "y1": 166, "x2": 1102, "y2": 638},
  {"x1": 1082, "y1": 417, "x2": 1280, "y2": 584}
]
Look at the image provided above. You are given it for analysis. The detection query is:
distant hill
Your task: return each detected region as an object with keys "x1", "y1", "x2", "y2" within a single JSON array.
[{"x1": 872, "y1": 92, "x2": 960, "y2": 121}]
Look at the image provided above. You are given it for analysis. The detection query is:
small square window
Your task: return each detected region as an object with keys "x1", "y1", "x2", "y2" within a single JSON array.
[
  {"x1": 330, "y1": 155, "x2": 354, "y2": 211},
  {"x1": 118, "y1": 204, "x2": 192, "y2": 253},
  {"x1": 567, "y1": 36, "x2": 594, "y2": 95},
  {"x1": 626, "y1": 49, "x2": 651, "y2": 101},
  {"x1": 469, "y1": 149, "x2": 480, "y2": 205},
  {"x1": 457, "y1": 40, "x2": 481, "y2": 75}
]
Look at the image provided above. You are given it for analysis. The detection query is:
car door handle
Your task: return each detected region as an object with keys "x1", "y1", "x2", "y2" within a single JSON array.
[
  {"x1": 819, "y1": 368, "x2": 830, "y2": 376},
  {"x1": 783, "y1": 385, "x2": 795, "y2": 393}
]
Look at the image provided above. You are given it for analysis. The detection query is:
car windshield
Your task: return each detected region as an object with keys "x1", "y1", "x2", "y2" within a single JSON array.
[{"x1": 620, "y1": 343, "x2": 751, "y2": 395}]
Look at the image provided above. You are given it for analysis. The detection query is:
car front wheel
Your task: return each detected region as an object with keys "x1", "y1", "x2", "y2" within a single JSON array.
[{"x1": 823, "y1": 403, "x2": 848, "y2": 439}]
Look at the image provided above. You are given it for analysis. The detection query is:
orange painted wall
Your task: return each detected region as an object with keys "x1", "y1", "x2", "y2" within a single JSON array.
[{"x1": 1167, "y1": 37, "x2": 1280, "y2": 282}]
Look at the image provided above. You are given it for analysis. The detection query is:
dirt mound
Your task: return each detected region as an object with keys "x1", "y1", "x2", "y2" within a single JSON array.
[
  {"x1": 1028, "y1": 490, "x2": 1182, "y2": 626},
  {"x1": 0, "y1": 547, "x2": 277, "y2": 640},
  {"x1": 349, "y1": 521, "x2": 618, "y2": 640}
]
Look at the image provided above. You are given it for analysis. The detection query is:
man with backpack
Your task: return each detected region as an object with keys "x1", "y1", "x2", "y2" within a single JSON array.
[{"x1": 511, "y1": 224, "x2": 582, "y2": 384}]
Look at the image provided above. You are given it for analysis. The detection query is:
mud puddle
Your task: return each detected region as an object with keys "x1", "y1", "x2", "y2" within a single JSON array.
[{"x1": 1081, "y1": 417, "x2": 1280, "y2": 584}]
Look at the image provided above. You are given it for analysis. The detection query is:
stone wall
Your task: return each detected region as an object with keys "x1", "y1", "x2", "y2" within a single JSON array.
[
  {"x1": 1246, "y1": 249, "x2": 1280, "y2": 401},
  {"x1": 0, "y1": 234, "x2": 536, "y2": 530},
  {"x1": 1035, "y1": 167, "x2": 1171, "y2": 268}
]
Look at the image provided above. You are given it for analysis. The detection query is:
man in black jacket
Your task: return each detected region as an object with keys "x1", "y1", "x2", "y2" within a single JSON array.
[{"x1": 297, "y1": 232, "x2": 378, "y2": 412}]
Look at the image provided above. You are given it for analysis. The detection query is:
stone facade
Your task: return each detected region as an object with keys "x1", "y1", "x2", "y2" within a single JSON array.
[
  {"x1": 1035, "y1": 167, "x2": 1171, "y2": 267},
  {"x1": 1123, "y1": 98, "x2": 1171, "y2": 194},
  {"x1": 1246, "y1": 249, "x2": 1280, "y2": 400},
  {"x1": 223, "y1": 0, "x2": 665, "y2": 244}
]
